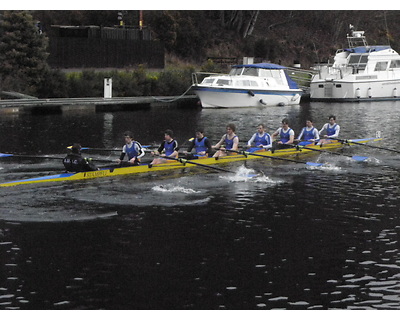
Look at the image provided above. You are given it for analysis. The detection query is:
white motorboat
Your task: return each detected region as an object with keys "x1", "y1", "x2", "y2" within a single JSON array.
[
  {"x1": 310, "y1": 25, "x2": 400, "y2": 101},
  {"x1": 191, "y1": 63, "x2": 303, "y2": 108}
]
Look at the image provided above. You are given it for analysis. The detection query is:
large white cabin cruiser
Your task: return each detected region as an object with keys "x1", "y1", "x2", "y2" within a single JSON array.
[
  {"x1": 310, "y1": 26, "x2": 400, "y2": 101},
  {"x1": 191, "y1": 63, "x2": 303, "y2": 108}
]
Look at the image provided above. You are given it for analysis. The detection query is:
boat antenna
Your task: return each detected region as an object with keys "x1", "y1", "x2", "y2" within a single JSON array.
[{"x1": 384, "y1": 11, "x2": 391, "y2": 46}]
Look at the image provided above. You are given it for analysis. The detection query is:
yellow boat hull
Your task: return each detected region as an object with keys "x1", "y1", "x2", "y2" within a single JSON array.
[{"x1": 0, "y1": 138, "x2": 381, "y2": 187}]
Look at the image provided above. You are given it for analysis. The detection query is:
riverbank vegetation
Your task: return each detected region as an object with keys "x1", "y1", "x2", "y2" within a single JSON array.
[{"x1": 1, "y1": 10, "x2": 400, "y2": 98}]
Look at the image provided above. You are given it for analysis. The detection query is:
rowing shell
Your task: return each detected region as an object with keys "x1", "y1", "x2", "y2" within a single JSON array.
[{"x1": 0, "y1": 137, "x2": 381, "y2": 187}]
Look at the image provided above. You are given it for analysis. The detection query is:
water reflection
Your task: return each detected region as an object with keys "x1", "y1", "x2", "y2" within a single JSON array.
[{"x1": 1, "y1": 101, "x2": 400, "y2": 309}]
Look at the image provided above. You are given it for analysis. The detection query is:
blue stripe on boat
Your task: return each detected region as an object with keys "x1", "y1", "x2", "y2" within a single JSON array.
[
  {"x1": 5, "y1": 172, "x2": 76, "y2": 184},
  {"x1": 193, "y1": 87, "x2": 301, "y2": 96}
]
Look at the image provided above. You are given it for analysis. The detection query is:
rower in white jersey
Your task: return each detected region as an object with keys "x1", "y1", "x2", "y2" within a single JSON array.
[
  {"x1": 116, "y1": 131, "x2": 145, "y2": 166},
  {"x1": 271, "y1": 118, "x2": 295, "y2": 150},
  {"x1": 296, "y1": 119, "x2": 320, "y2": 146},
  {"x1": 318, "y1": 115, "x2": 340, "y2": 144},
  {"x1": 246, "y1": 123, "x2": 272, "y2": 152}
]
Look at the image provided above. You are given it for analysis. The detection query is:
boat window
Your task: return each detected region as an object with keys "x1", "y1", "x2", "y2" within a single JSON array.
[
  {"x1": 390, "y1": 60, "x2": 400, "y2": 68},
  {"x1": 235, "y1": 80, "x2": 259, "y2": 87},
  {"x1": 374, "y1": 61, "x2": 388, "y2": 71},
  {"x1": 348, "y1": 54, "x2": 368, "y2": 68},
  {"x1": 216, "y1": 79, "x2": 232, "y2": 86},
  {"x1": 258, "y1": 69, "x2": 286, "y2": 85},
  {"x1": 201, "y1": 78, "x2": 215, "y2": 85},
  {"x1": 229, "y1": 68, "x2": 243, "y2": 76},
  {"x1": 242, "y1": 68, "x2": 258, "y2": 76}
]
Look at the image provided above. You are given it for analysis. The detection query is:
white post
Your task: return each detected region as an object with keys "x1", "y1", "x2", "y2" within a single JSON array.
[{"x1": 104, "y1": 78, "x2": 112, "y2": 98}]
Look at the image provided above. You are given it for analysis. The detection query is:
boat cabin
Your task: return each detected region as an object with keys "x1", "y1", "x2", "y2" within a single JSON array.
[{"x1": 199, "y1": 63, "x2": 299, "y2": 89}]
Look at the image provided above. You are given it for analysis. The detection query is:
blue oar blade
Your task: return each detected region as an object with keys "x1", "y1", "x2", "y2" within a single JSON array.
[
  {"x1": 306, "y1": 161, "x2": 324, "y2": 167},
  {"x1": 0, "y1": 153, "x2": 13, "y2": 157},
  {"x1": 352, "y1": 156, "x2": 368, "y2": 162},
  {"x1": 246, "y1": 174, "x2": 258, "y2": 178}
]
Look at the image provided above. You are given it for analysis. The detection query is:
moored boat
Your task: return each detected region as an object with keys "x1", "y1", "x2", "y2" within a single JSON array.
[
  {"x1": 310, "y1": 25, "x2": 400, "y2": 101},
  {"x1": 0, "y1": 137, "x2": 381, "y2": 187},
  {"x1": 191, "y1": 63, "x2": 303, "y2": 108}
]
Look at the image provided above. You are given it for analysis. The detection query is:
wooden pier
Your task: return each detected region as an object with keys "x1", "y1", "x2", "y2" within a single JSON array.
[{"x1": 0, "y1": 95, "x2": 200, "y2": 114}]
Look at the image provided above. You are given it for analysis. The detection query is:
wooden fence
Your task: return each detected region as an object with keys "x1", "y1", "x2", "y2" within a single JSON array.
[{"x1": 48, "y1": 37, "x2": 165, "y2": 69}]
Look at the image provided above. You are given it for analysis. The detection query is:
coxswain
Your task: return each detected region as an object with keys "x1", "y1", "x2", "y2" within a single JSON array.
[{"x1": 63, "y1": 143, "x2": 98, "y2": 172}]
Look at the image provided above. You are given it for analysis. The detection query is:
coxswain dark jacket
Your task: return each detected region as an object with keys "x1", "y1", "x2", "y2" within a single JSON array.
[{"x1": 63, "y1": 154, "x2": 98, "y2": 172}]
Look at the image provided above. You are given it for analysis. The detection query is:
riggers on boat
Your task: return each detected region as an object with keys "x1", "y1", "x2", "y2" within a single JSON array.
[{"x1": 0, "y1": 138, "x2": 381, "y2": 187}]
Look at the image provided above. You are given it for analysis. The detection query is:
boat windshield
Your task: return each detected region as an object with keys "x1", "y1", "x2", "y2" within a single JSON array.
[
  {"x1": 348, "y1": 54, "x2": 368, "y2": 69},
  {"x1": 242, "y1": 68, "x2": 258, "y2": 76},
  {"x1": 229, "y1": 68, "x2": 243, "y2": 76},
  {"x1": 259, "y1": 69, "x2": 285, "y2": 85},
  {"x1": 229, "y1": 67, "x2": 259, "y2": 76},
  {"x1": 390, "y1": 60, "x2": 400, "y2": 68}
]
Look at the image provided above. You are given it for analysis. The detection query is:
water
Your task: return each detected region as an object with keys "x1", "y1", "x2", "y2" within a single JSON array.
[{"x1": 1, "y1": 101, "x2": 400, "y2": 309}]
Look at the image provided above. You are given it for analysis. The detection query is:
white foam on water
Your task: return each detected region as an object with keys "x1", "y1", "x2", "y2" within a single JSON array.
[
  {"x1": 219, "y1": 165, "x2": 281, "y2": 184},
  {"x1": 152, "y1": 185, "x2": 201, "y2": 194},
  {"x1": 309, "y1": 163, "x2": 342, "y2": 172}
]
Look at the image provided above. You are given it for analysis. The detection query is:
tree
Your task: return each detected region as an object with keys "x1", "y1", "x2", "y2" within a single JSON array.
[{"x1": 0, "y1": 11, "x2": 49, "y2": 96}]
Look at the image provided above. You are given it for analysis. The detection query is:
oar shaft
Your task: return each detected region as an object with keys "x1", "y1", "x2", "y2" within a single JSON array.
[
  {"x1": 0, "y1": 153, "x2": 113, "y2": 163},
  {"x1": 223, "y1": 148, "x2": 308, "y2": 165},
  {"x1": 338, "y1": 138, "x2": 400, "y2": 154},
  {"x1": 160, "y1": 155, "x2": 234, "y2": 173}
]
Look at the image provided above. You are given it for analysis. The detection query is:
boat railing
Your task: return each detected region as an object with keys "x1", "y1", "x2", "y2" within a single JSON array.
[
  {"x1": 191, "y1": 72, "x2": 225, "y2": 85},
  {"x1": 313, "y1": 64, "x2": 354, "y2": 79}
]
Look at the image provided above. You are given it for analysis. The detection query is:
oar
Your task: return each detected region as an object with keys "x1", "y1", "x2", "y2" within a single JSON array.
[
  {"x1": 66, "y1": 146, "x2": 157, "y2": 152},
  {"x1": 221, "y1": 149, "x2": 324, "y2": 167},
  {"x1": 0, "y1": 153, "x2": 113, "y2": 163},
  {"x1": 334, "y1": 138, "x2": 400, "y2": 154},
  {"x1": 71, "y1": 138, "x2": 197, "y2": 153},
  {"x1": 290, "y1": 144, "x2": 368, "y2": 162},
  {"x1": 158, "y1": 155, "x2": 235, "y2": 173}
]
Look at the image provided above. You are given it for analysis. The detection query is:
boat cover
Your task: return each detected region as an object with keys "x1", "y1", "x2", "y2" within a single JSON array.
[
  {"x1": 344, "y1": 46, "x2": 391, "y2": 53},
  {"x1": 232, "y1": 63, "x2": 287, "y2": 69}
]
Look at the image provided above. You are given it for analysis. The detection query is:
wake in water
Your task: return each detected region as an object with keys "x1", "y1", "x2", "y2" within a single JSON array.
[
  {"x1": 152, "y1": 185, "x2": 201, "y2": 194},
  {"x1": 219, "y1": 165, "x2": 282, "y2": 184}
]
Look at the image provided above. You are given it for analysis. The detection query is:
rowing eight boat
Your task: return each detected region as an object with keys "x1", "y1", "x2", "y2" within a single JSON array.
[{"x1": 0, "y1": 137, "x2": 381, "y2": 187}]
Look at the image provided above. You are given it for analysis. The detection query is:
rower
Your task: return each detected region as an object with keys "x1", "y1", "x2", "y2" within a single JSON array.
[
  {"x1": 63, "y1": 143, "x2": 98, "y2": 172},
  {"x1": 150, "y1": 129, "x2": 179, "y2": 165},
  {"x1": 246, "y1": 123, "x2": 272, "y2": 152},
  {"x1": 296, "y1": 119, "x2": 320, "y2": 146},
  {"x1": 318, "y1": 115, "x2": 340, "y2": 144},
  {"x1": 183, "y1": 128, "x2": 212, "y2": 159},
  {"x1": 271, "y1": 118, "x2": 295, "y2": 149},
  {"x1": 116, "y1": 131, "x2": 145, "y2": 166},
  {"x1": 212, "y1": 123, "x2": 239, "y2": 158}
]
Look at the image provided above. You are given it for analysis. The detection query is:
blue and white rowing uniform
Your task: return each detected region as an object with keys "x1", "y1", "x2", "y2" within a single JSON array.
[
  {"x1": 194, "y1": 137, "x2": 208, "y2": 153},
  {"x1": 276, "y1": 127, "x2": 294, "y2": 144},
  {"x1": 158, "y1": 139, "x2": 178, "y2": 156},
  {"x1": 297, "y1": 127, "x2": 320, "y2": 146},
  {"x1": 247, "y1": 132, "x2": 272, "y2": 152},
  {"x1": 225, "y1": 134, "x2": 238, "y2": 150},
  {"x1": 123, "y1": 141, "x2": 145, "y2": 160},
  {"x1": 319, "y1": 123, "x2": 340, "y2": 139}
]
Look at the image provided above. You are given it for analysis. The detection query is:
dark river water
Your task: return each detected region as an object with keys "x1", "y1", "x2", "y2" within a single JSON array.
[{"x1": 1, "y1": 100, "x2": 400, "y2": 310}]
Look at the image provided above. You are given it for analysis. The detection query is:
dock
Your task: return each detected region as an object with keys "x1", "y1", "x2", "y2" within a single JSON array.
[{"x1": 0, "y1": 95, "x2": 200, "y2": 114}]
